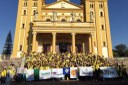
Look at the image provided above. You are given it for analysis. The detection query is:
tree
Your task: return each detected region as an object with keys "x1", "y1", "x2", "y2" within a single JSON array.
[
  {"x1": 125, "y1": 49, "x2": 128, "y2": 56},
  {"x1": 113, "y1": 49, "x2": 119, "y2": 57},
  {"x1": 114, "y1": 44, "x2": 127, "y2": 57},
  {"x1": 2, "y1": 31, "x2": 13, "y2": 59}
]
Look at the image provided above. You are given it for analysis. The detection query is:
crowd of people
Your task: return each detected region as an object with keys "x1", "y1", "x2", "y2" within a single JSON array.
[
  {"x1": 23, "y1": 52, "x2": 111, "y2": 69},
  {"x1": 0, "y1": 64, "x2": 15, "y2": 84},
  {"x1": 0, "y1": 52, "x2": 128, "y2": 84}
]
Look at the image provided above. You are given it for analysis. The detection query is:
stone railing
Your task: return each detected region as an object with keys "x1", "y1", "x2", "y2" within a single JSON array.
[
  {"x1": 33, "y1": 21, "x2": 94, "y2": 28},
  {"x1": 32, "y1": 22, "x2": 95, "y2": 33}
]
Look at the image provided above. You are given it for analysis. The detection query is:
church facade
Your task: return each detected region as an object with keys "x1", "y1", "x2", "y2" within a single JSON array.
[{"x1": 12, "y1": 0, "x2": 113, "y2": 58}]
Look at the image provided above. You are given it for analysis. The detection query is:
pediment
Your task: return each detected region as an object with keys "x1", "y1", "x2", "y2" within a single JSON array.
[{"x1": 44, "y1": 1, "x2": 82, "y2": 9}]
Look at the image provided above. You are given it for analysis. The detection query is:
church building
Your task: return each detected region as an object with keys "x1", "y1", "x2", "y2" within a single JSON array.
[{"x1": 12, "y1": 0, "x2": 113, "y2": 58}]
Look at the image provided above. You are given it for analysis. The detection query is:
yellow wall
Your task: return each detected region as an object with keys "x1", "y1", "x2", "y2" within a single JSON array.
[{"x1": 12, "y1": 0, "x2": 113, "y2": 58}]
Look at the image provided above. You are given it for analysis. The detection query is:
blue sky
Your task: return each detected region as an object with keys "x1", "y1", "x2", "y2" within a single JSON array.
[{"x1": 0, "y1": 0, "x2": 128, "y2": 54}]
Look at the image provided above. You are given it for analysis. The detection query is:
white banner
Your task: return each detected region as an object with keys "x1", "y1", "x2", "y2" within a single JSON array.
[
  {"x1": 79, "y1": 67, "x2": 93, "y2": 76},
  {"x1": 17, "y1": 67, "x2": 24, "y2": 74},
  {"x1": 39, "y1": 69, "x2": 51, "y2": 80},
  {"x1": 51, "y1": 68, "x2": 64, "y2": 78},
  {"x1": 100, "y1": 67, "x2": 118, "y2": 78},
  {"x1": 70, "y1": 67, "x2": 78, "y2": 78},
  {"x1": 26, "y1": 69, "x2": 34, "y2": 81}
]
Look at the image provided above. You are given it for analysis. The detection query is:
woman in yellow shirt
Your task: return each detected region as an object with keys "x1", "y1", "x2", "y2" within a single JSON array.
[{"x1": 1, "y1": 68, "x2": 7, "y2": 83}]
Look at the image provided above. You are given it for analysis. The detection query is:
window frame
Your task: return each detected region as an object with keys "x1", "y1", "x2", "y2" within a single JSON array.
[
  {"x1": 23, "y1": 10, "x2": 27, "y2": 15},
  {"x1": 20, "y1": 45, "x2": 22, "y2": 51},
  {"x1": 100, "y1": 11, "x2": 103, "y2": 17}
]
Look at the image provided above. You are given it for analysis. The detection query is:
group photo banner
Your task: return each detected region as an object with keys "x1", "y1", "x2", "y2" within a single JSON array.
[
  {"x1": 51, "y1": 68, "x2": 64, "y2": 78},
  {"x1": 79, "y1": 67, "x2": 93, "y2": 77},
  {"x1": 100, "y1": 67, "x2": 119, "y2": 78},
  {"x1": 24, "y1": 66, "x2": 119, "y2": 81},
  {"x1": 70, "y1": 67, "x2": 78, "y2": 78},
  {"x1": 26, "y1": 69, "x2": 34, "y2": 81},
  {"x1": 39, "y1": 69, "x2": 51, "y2": 80}
]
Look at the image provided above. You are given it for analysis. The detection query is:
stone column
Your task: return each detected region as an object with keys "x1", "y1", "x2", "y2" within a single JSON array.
[
  {"x1": 91, "y1": 33, "x2": 95, "y2": 54},
  {"x1": 52, "y1": 32, "x2": 56, "y2": 54},
  {"x1": 82, "y1": 42, "x2": 85, "y2": 53},
  {"x1": 72, "y1": 33, "x2": 76, "y2": 53},
  {"x1": 89, "y1": 35, "x2": 92, "y2": 53},
  {"x1": 32, "y1": 32, "x2": 37, "y2": 52}
]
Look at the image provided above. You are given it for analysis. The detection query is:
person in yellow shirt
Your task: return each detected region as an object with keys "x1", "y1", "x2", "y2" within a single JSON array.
[
  {"x1": 1, "y1": 67, "x2": 7, "y2": 83},
  {"x1": 93, "y1": 63, "x2": 101, "y2": 81}
]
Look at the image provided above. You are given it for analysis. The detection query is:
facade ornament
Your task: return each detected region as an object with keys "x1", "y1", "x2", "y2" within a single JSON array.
[
  {"x1": 71, "y1": 12, "x2": 76, "y2": 22},
  {"x1": 34, "y1": 10, "x2": 38, "y2": 20},
  {"x1": 90, "y1": 11, "x2": 93, "y2": 22},
  {"x1": 61, "y1": 3, "x2": 65, "y2": 8},
  {"x1": 52, "y1": 11, "x2": 57, "y2": 21}
]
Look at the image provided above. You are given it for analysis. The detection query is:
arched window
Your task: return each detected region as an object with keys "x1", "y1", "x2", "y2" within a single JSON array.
[
  {"x1": 20, "y1": 45, "x2": 22, "y2": 51},
  {"x1": 33, "y1": 2, "x2": 37, "y2": 7},
  {"x1": 33, "y1": 10, "x2": 36, "y2": 15},
  {"x1": 91, "y1": 4, "x2": 94, "y2": 8},
  {"x1": 46, "y1": 19, "x2": 51, "y2": 22},
  {"x1": 24, "y1": 1, "x2": 27, "y2": 7},
  {"x1": 61, "y1": 19, "x2": 67, "y2": 22},
  {"x1": 90, "y1": 4, "x2": 92, "y2": 8},
  {"x1": 100, "y1": 4, "x2": 103, "y2": 8},
  {"x1": 90, "y1": 4, "x2": 94, "y2": 8},
  {"x1": 22, "y1": 23, "x2": 25, "y2": 28},
  {"x1": 76, "y1": 19, "x2": 82, "y2": 22},
  {"x1": 100, "y1": 11, "x2": 103, "y2": 17},
  {"x1": 99, "y1": 3, "x2": 103, "y2": 8},
  {"x1": 103, "y1": 41, "x2": 106, "y2": 47},
  {"x1": 101, "y1": 25, "x2": 104, "y2": 30},
  {"x1": 23, "y1": 10, "x2": 26, "y2": 15}
]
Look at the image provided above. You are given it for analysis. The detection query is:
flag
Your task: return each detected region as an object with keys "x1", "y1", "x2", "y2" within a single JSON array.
[{"x1": 63, "y1": 68, "x2": 70, "y2": 74}]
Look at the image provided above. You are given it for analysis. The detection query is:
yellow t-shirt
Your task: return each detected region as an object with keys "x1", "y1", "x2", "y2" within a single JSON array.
[
  {"x1": 96, "y1": 64, "x2": 99, "y2": 70},
  {"x1": 45, "y1": 67, "x2": 49, "y2": 70},
  {"x1": 1, "y1": 70, "x2": 7, "y2": 77},
  {"x1": 40, "y1": 67, "x2": 44, "y2": 70}
]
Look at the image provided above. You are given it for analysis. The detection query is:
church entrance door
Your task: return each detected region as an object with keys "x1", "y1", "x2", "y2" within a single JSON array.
[{"x1": 59, "y1": 42, "x2": 68, "y2": 53}]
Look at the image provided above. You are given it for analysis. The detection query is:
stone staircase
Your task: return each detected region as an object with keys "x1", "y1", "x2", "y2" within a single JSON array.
[{"x1": 0, "y1": 57, "x2": 128, "y2": 72}]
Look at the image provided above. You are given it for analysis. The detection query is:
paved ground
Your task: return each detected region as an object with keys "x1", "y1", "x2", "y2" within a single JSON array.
[{"x1": 10, "y1": 79, "x2": 128, "y2": 85}]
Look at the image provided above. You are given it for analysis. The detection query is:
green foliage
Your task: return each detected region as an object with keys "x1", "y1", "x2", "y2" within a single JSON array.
[
  {"x1": 2, "y1": 31, "x2": 13, "y2": 57},
  {"x1": 113, "y1": 44, "x2": 128, "y2": 57},
  {"x1": 125, "y1": 49, "x2": 128, "y2": 56},
  {"x1": 113, "y1": 50, "x2": 119, "y2": 57}
]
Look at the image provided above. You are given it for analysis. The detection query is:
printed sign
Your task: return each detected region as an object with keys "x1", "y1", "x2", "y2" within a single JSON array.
[
  {"x1": 79, "y1": 67, "x2": 93, "y2": 76},
  {"x1": 26, "y1": 69, "x2": 34, "y2": 81},
  {"x1": 51, "y1": 68, "x2": 64, "y2": 78},
  {"x1": 70, "y1": 67, "x2": 78, "y2": 78},
  {"x1": 100, "y1": 67, "x2": 118, "y2": 78},
  {"x1": 39, "y1": 69, "x2": 51, "y2": 80}
]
